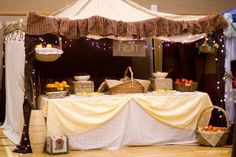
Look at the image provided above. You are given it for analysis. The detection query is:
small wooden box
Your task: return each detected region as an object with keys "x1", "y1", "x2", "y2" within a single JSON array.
[
  {"x1": 46, "y1": 136, "x2": 69, "y2": 155},
  {"x1": 74, "y1": 81, "x2": 94, "y2": 93}
]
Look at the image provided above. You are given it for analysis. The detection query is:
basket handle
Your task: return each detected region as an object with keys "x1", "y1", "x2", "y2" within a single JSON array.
[
  {"x1": 37, "y1": 33, "x2": 62, "y2": 49},
  {"x1": 197, "y1": 106, "x2": 230, "y2": 129},
  {"x1": 57, "y1": 35, "x2": 63, "y2": 50},
  {"x1": 124, "y1": 66, "x2": 134, "y2": 84},
  {"x1": 97, "y1": 82, "x2": 107, "y2": 93}
]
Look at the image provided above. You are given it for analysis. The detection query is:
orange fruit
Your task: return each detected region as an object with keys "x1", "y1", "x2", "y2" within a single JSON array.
[
  {"x1": 54, "y1": 81, "x2": 59, "y2": 86},
  {"x1": 62, "y1": 81, "x2": 67, "y2": 85},
  {"x1": 58, "y1": 83, "x2": 64, "y2": 88},
  {"x1": 57, "y1": 87, "x2": 64, "y2": 91}
]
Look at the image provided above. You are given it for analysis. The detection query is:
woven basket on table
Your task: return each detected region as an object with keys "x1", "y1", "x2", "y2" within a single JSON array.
[
  {"x1": 35, "y1": 35, "x2": 63, "y2": 62},
  {"x1": 98, "y1": 66, "x2": 150, "y2": 94},
  {"x1": 195, "y1": 106, "x2": 230, "y2": 147},
  {"x1": 46, "y1": 91, "x2": 67, "y2": 99},
  {"x1": 74, "y1": 81, "x2": 94, "y2": 93},
  {"x1": 173, "y1": 82, "x2": 198, "y2": 92}
]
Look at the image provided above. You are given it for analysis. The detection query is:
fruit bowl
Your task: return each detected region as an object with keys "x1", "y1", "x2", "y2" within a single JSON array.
[
  {"x1": 152, "y1": 72, "x2": 168, "y2": 78},
  {"x1": 74, "y1": 75, "x2": 90, "y2": 81}
]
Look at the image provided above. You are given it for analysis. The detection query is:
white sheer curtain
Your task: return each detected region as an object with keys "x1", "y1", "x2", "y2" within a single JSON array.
[
  {"x1": 224, "y1": 12, "x2": 236, "y2": 124},
  {"x1": 224, "y1": 37, "x2": 236, "y2": 124},
  {"x1": 0, "y1": 22, "x2": 3, "y2": 89},
  {"x1": 3, "y1": 30, "x2": 25, "y2": 144},
  {"x1": 225, "y1": 38, "x2": 236, "y2": 75}
]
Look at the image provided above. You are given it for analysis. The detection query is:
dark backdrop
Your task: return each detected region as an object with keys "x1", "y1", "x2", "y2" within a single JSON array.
[
  {"x1": 162, "y1": 41, "x2": 218, "y2": 105},
  {"x1": 34, "y1": 35, "x2": 133, "y2": 91}
]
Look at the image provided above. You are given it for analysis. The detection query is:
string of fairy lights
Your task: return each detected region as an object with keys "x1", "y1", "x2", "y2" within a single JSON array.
[
  {"x1": 37, "y1": 35, "x2": 227, "y2": 104},
  {"x1": 37, "y1": 36, "x2": 160, "y2": 50},
  {"x1": 4, "y1": 33, "x2": 227, "y2": 108},
  {"x1": 217, "y1": 34, "x2": 226, "y2": 106}
]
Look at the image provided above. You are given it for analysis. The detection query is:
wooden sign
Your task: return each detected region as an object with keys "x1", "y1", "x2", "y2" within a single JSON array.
[{"x1": 112, "y1": 40, "x2": 146, "y2": 57}]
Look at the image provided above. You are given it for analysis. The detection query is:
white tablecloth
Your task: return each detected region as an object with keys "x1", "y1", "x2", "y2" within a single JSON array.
[{"x1": 39, "y1": 92, "x2": 213, "y2": 150}]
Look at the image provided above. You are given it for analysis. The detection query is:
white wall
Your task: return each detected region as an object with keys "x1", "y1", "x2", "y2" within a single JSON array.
[{"x1": 134, "y1": 0, "x2": 236, "y2": 14}]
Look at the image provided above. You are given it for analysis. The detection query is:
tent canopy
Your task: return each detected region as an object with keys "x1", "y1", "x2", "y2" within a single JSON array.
[
  {"x1": 27, "y1": 0, "x2": 227, "y2": 41},
  {"x1": 53, "y1": 0, "x2": 205, "y2": 21}
]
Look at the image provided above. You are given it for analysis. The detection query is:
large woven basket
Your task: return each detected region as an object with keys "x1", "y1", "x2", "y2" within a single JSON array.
[
  {"x1": 35, "y1": 35, "x2": 63, "y2": 62},
  {"x1": 195, "y1": 106, "x2": 230, "y2": 147},
  {"x1": 98, "y1": 67, "x2": 150, "y2": 94},
  {"x1": 109, "y1": 79, "x2": 144, "y2": 94}
]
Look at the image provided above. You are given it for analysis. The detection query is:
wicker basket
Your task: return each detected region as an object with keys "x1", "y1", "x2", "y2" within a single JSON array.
[
  {"x1": 109, "y1": 79, "x2": 144, "y2": 94},
  {"x1": 174, "y1": 82, "x2": 198, "y2": 92},
  {"x1": 98, "y1": 67, "x2": 150, "y2": 94},
  {"x1": 154, "y1": 78, "x2": 173, "y2": 90},
  {"x1": 35, "y1": 51, "x2": 62, "y2": 62},
  {"x1": 195, "y1": 106, "x2": 230, "y2": 147},
  {"x1": 198, "y1": 37, "x2": 217, "y2": 54},
  {"x1": 45, "y1": 87, "x2": 57, "y2": 92},
  {"x1": 74, "y1": 81, "x2": 94, "y2": 93},
  {"x1": 46, "y1": 91, "x2": 67, "y2": 99},
  {"x1": 35, "y1": 35, "x2": 63, "y2": 62}
]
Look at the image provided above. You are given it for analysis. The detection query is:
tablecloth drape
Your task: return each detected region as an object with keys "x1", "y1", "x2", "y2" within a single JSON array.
[{"x1": 40, "y1": 92, "x2": 212, "y2": 136}]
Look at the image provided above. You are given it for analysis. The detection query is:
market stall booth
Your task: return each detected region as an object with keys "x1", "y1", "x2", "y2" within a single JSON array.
[{"x1": 2, "y1": 0, "x2": 229, "y2": 154}]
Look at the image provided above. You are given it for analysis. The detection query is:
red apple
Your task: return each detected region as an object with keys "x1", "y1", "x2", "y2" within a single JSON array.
[
  {"x1": 208, "y1": 125, "x2": 213, "y2": 129},
  {"x1": 188, "y1": 80, "x2": 193, "y2": 84},
  {"x1": 185, "y1": 83, "x2": 191, "y2": 86},
  {"x1": 212, "y1": 127, "x2": 217, "y2": 132},
  {"x1": 202, "y1": 126, "x2": 208, "y2": 131},
  {"x1": 220, "y1": 127, "x2": 226, "y2": 131}
]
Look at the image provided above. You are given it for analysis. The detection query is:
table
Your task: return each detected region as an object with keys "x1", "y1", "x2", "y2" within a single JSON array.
[{"x1": 39, "y1": 91, "x2": 213, "y2": 150}]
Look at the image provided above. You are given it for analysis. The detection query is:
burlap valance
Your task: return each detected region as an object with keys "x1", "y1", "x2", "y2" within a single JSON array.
[{"x1": 26, "y1": 12, "x2": 228, "y2": 39}]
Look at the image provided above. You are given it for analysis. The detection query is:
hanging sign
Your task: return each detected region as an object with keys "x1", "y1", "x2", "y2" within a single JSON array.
[{"x1": 112, "y1": 40, "x2": 146, "y2": 57}]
